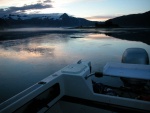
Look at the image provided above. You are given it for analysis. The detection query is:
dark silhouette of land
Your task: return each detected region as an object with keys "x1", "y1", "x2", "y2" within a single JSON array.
[
  {"x1": 0, "y1": 13, "x2": 95, "y2": 28},
  {"x1": 105, "y1": 28, "x2": 150, "y2": 45},
  {"x1": 95, "y1": 20, "x2": 119, "y2": 28},
  {"x1": 75, "y1": 11, "x2": 150, "y2": 28},
  {"x1": 0, "y1": 11, "x2": 150, "y2": 28},
  {"x1": 108, "y1": 11, "x2": 150, "y2": 28}
]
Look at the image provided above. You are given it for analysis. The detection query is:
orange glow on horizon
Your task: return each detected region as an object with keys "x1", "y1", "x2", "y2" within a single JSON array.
[
  {"x1": 85, "y1": 15, "x2": 118, "y2": 22},
  {"x1": 86, "y1": 17, "x2": 110, "y2": 22}
]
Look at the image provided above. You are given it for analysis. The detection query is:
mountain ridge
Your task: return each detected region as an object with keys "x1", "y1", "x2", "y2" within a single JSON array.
[
  {"x1": 0, "y1": 13, "x2": 95, "y2": 28},
  {"x1": 0, "y1": 11, "x2": 150, "y2": 28},
  {"x1": 106, "y1": 11, "x2": 150, "y2": 27}
]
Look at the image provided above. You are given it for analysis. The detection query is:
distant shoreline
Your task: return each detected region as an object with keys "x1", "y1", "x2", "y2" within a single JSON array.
[{"x1": 0, "y1": 27, "x2": 150, "y2": 45}]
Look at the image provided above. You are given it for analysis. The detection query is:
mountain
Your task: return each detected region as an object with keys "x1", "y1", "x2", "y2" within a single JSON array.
[
  {"x1": 0, "y1": 13, "x2": 95, "y2": 28},
  {"x1": 1, "y1": 11, "x2": 149, "y2": 28},
  {"x1": 106, "y1": 11, "x2": 150, "y2": 27}
]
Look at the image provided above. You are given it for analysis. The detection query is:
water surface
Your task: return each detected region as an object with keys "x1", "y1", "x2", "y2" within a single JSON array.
[{"x1": 0, "y1": 28, "x2": 150, "y2": 103}]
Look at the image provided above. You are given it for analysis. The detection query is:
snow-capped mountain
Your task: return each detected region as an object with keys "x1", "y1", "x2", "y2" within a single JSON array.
[
  {"x1": 1, "y1": 13, "x2": 63, "y2": 20},
  {"x1": 0, "y1": 13, "x2": 95, "y2": 28}
]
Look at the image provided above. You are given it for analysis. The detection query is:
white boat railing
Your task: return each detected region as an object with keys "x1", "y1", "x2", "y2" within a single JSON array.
[{"x1": 0, "y1": 60, "x2": 150, "y2": 113}]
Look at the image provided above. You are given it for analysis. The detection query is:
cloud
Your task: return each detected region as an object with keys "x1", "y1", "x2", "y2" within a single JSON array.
[
  {"x1": 10, "y1": 3, "x2": 51, "y2": 10},
  {"x1": 43, "y1": 0, "x2": 52, "y2": 3},
  {"x1": 0, "y1": 2, "x2": 53, "y2": 15}
]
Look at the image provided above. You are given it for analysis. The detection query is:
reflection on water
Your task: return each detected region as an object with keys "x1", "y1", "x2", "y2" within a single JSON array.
[{"x1": 0, "y1": 28, "x2": 150, "y2": 103}]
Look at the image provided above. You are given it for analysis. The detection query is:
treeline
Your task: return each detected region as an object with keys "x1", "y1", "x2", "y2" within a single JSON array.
[{"x1": 95, "y1": 20, "x2": 119, "y2": 28}]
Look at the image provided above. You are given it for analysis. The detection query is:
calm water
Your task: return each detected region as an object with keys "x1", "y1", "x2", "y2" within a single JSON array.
[{"x1": 0, "y1": 28, "x2": 150, "y2": 103}]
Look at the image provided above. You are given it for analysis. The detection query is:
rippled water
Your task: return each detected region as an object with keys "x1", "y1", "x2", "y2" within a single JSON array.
[{"x1": 0, "y1": 28, "x2": 150, "y2": 103}]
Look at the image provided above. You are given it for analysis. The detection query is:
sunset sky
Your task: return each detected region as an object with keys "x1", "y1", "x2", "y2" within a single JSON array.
[{"x1": 0, "y1": 0, "x2": 150, "y2": 21}]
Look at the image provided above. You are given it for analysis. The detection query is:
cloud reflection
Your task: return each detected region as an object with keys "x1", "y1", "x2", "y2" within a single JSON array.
[
  {"x1": 0, "y1": 47, "x2": 55, "y2": 60},
  {"x1": 83, "y1": 33, "x2": 112, "y2": 40},
  {"x1": 0, "y1": 42, "x2": 55, "y2": 60},
  {"x1": 0, "y1": 33, "x2": 76, "y2": 62}
]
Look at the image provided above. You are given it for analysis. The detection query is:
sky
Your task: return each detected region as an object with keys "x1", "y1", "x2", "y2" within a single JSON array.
[{"x1": 0, "y1": 0, "x2": 150, "y2": 21}]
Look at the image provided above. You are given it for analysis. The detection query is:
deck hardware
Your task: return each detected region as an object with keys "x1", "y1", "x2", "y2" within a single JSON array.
[{"x1": 38, "y1": 81, "x2": 46, "y2": 84}]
